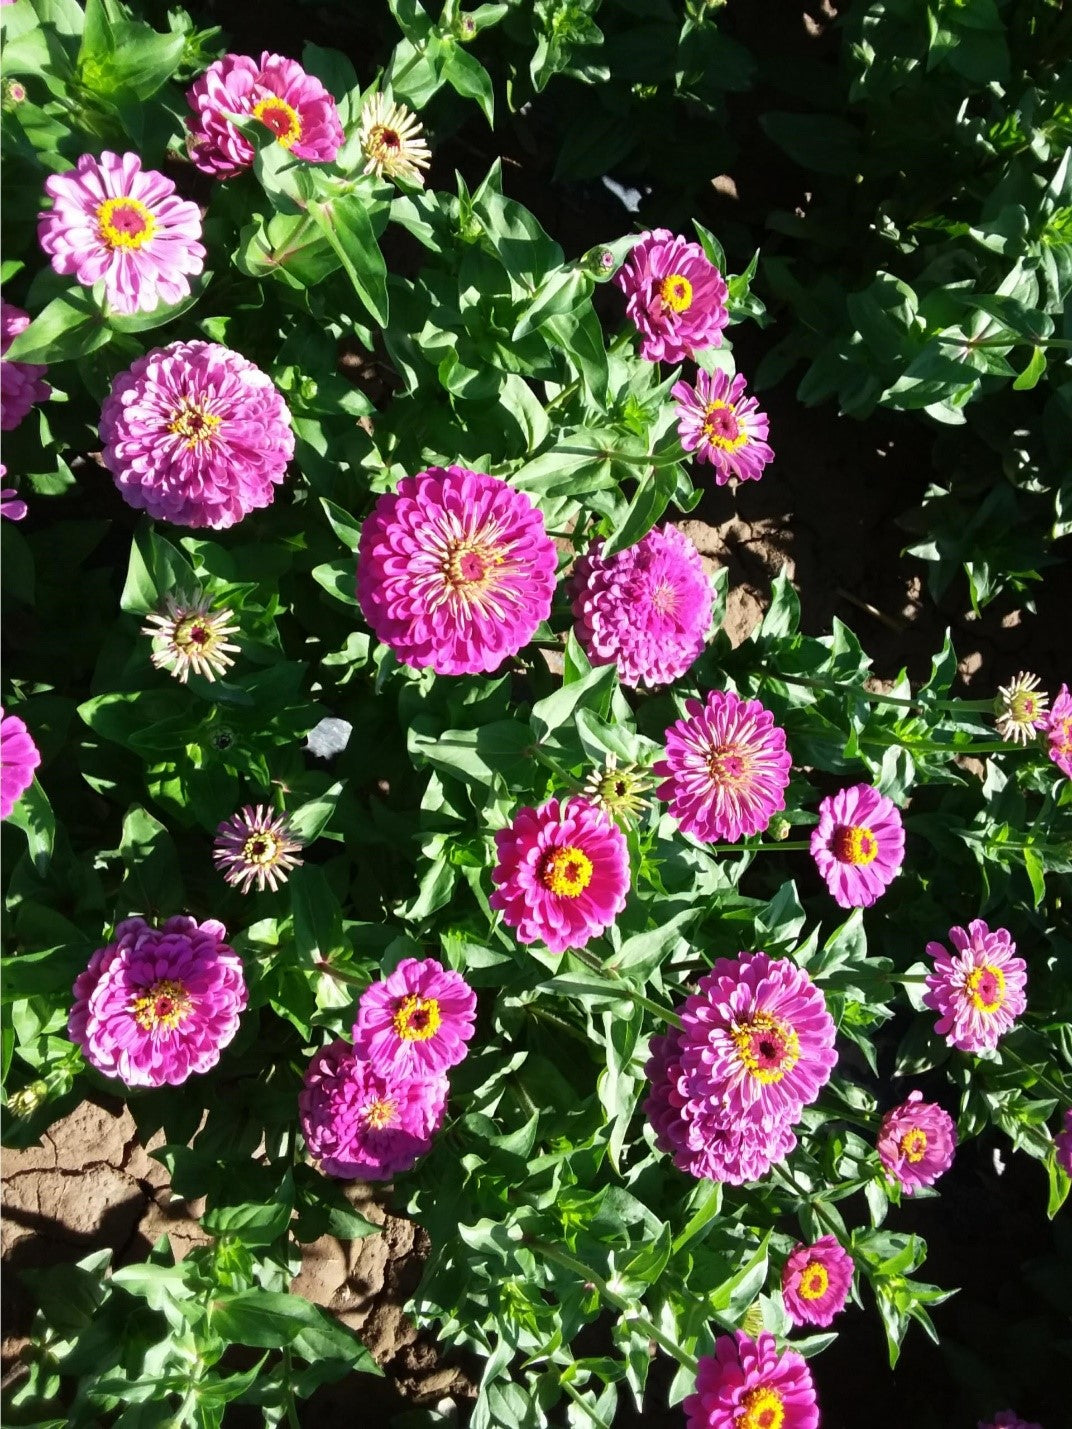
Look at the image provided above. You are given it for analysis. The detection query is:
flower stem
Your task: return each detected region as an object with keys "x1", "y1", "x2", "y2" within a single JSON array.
[
  {"x1": 769, "y1": 1160, "x2": 848, "y2": 1240},
  {"x1": 767, "y1": 670, "x2": 994, "y2": 717},
  {"x1": 571, "y1": 946, "x2": 682, "y2": 1028},
  {"x1": 313, "y1": 959, "x2": 365, "y2": 989}
]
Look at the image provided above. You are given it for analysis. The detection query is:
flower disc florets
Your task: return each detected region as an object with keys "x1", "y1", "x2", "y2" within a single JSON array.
[
  {"x1": 810, "y1": 782, "x2": 904, "y2": 908},
  {"x1": 582, "y1": 754, "x2": 654, "y2": 822},
  {"x1": 923, "y1": 919, "x2": 1027, "y2": 1053},
  {"x1": 142, "y1": 590, "x2": 240, "y2": 684},
  {"x1": 672, "y1": 369, "x2": 774, "y2": 484},
  {"x1": 1, "y1": 298, "x2": 50, "y2": 431},
  {"x1": 0, "y1": 706, "x2": 41, "y2": 820},
  {"x1": 994, "y1": 671, "x2": 1049, "y2": 745},
  {"x1": 614, "y1": 228, "x2": 729, "y2": 363},
  {"x1": 684, "y1": 1331, "x2": 819, "y2": 1429},
  {"x1": 213, "y1": 804, "x2": 303, "y2": 894},
  {"x1": 781, "y1": 1235, "x2": 854, "y2": 1328},
  {"x1": 359, "y1": 91, "x2": 431, "y2": 185},
  {"x1": 354, "y1": 958, "x2": 477, "y2": 1080},
  {"x1": 876, "y1": 1089, "x2": 956, "y2": 1194}
]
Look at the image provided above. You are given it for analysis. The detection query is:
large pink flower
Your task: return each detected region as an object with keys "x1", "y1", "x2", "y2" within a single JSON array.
[
  {"x1": 876, "y1": 1089, "x2": 956, "y2": 1194},
  {"x1": 38, "y1": 152, "x2": 204, "y2": 317},
  {"x1": 810, "y1": 782, "x2": 905, "y2": 908},
  {"x1": 299, "y1": 1038, "x2": 448, "y2": 1181},
  {"x1": 923, "y1": 920, "x2": 1027, "y2": 1053},
  {"x1": 1, "y1": 298, "x2": 50, "y2": 431},
  {"x1": 615, "y1": 228, "x2": 729, "y2": 363},
  {"x1": 490, "y1": 797, "x2": 629, "y2": 955},
  {"x1": 1055, "y1": 1108, "x2": 1072, "y2": 1178},
  {"x1": 186, "y1": 51, "x2": 344, "y2": 178},
  {"x1": 781, "y1": 1235, "x2": 854, "y2": 1328},
  {"x1": 1046, "y1": 683, "x2": 1072, "y2": 779},
  {"x1": 684, "y1": 1331, "x2": 819, "y2": 1429},
  {"x1": 353, "y1": 958, "x2": 477, "y2": 1080},
  {"x1": 0, "y1": 706, "x2": 40, "y2": 820},
  {"x1": 99, "y1": 340, "x2": 294, "y2": 529},
  {"x1": 672, "y1": 368, "x2": 774, "y2": 484},
  {"x1": 569, "y1": 524, "x2": 713, "y2": 688},
  {"x1": 357, "y1": 466, "x2": 557, "y2": 676},
  {"x1": 654, "y1": 690, "x2": 793, "y2": 843},
  {"x1": 68, "y1": 916, "x2": 247, "y2": 1088}
]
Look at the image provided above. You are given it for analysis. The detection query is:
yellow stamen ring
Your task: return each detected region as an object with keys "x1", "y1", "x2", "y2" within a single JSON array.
[
  {"x1": 659, "y1": 273, "x2": 693, "y2": 312},
  {"x1": 392, "y1": 993, "x2": 442, "y2": 1043},
  {"x1": 540, "y1": 845, "x2": 593, "y2": 898},
  {"x1": 253, "y1": 97, "x2": 302, "y2": 148},
  {"x1": 97, "y1": 196, "x2": 156, "y2": 251}
]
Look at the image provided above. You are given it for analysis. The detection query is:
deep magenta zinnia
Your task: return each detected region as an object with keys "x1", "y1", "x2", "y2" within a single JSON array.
[
  {"x1": 1046, "y1": 683, "x2": 1072, "y2": 779},
  {"x1": 810, "y1": 782, "x2": 905, "y2": 908},
  {"x1": 1, "y1": 298, "x2": 50, "y2": 431},
  {"x1": 876, "y1": 1089, "x2": 956, "y2": 1194},
  {"x1": 0, "y1": 706, "x2": 40, "y2": 820},
  {"x1": 923, "y1": 919, "x2": 1027, "y2": 1053},
  {"x1": 1054, "y1": 1108, "x2": 1072, "y2": 1178},
  {"x1": 353, "y1": 957, "x2": 477, "y2": 1080},
  {"x1": 781, "y1": 1234, "x2": 855, "y2": 1328},
  {"x1": 615, "y1": 228, "x2": 729, "y2": 364},
  {"x1": 684, "y1": 1331, "x2": 820, "y2": 1429},
  {"x1": 672, "y1": 368, "x2": 774, "y2": 484}
]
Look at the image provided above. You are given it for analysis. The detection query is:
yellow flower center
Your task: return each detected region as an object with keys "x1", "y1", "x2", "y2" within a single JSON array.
[
  {"x1": 364, "y1": 1097, "x2": 396, "y2": 1130},
  {"x1": 735, "y1": 1386, "x2": 785, "y2": 1429},
  {"x1": 167, "y1": 399, "x2": 222, "y2": 450},
  {"x1": 367, "y1": 123, "x2": 402, "y2": 159},
  {"x1": 900, "y1": 1127, "x2": 928, "y2": 1163},
  {"x1": 799, "y1": 1260, "x2": 829, "y2": 1300},
  {"x1": 444, "y1": 541, "x2": 503, "y2": 598},
  {"x1": 707, "y1": 745, "x2": 750, "y2": 785},
  {"x1": 731, "y1": 1011, "x2": 800, "y2": 1084},
  {"x1": 253, "y1": 96, "x2": 302, "y2": 148},
  {"x1": 243, "y1": 830, "x2": 281, "y2": 866},
  {"x1": 831, "y1": 823, "x2": 878, "y2": 866},
  {"x1": 1056, "y1": 714, "x2": 1072, "y2": 755},
  {"x1": 392, "y1": 993, "x2": 442, "y2": 1042},
  {"x1": 540, "y1": 845, "x2": 593, "y2": 897},
  {"x1": 173, "y1": 615, "x2": 215, "y2": 653},
  {"x1": 97, "y1": 196, "x2": 156, "y2": 251},
  {"x1": 702, "y1": 399, "x2": 747, "y2": 451},
  {"x1": 965, "y1": 963, "x2": 1005, "y2": 1013},
  {"x1": 131, "y1": 977, "x2": 191, "y2": 1032},
  {"x1": 1009, "y1": 690, "x2": 1040, "y2": 723},
  {"x1": 659, "y1": 273, "x2": 693, "y2": 312}
]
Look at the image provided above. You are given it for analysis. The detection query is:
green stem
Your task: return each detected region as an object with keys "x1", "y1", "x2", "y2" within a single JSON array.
[
  {"x1": 1000, "y1": 1043, "x2": 1069, "y2": 1104},
  {"x1": 313, "y1": 959, "x2": 366, "y2": 989},
  {"x1": 571, "y1": 946, "x2": 682, "y2": 1028},
  {"x1": 769, "y1": 1161, "x2": 846, "y2": 1240},
  {"x1": 283, "y1": 1347, "x2": 301, "y2": 1429},
  {"x1": 769, "y1": 670, "x2": 994, "y2": 716},
  {"x1": 561, "y1": 1380, "x2": 612, "y2": 1429}
]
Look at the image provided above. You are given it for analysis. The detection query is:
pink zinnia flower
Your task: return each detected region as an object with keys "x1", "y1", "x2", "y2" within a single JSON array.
[
  {"x1": 810, "y1": 782, "x2": 905, "y2": 908},
  {"x1": 1046, "y1": 683, "x2": 1072, "y2": 779},
  {"x1": 1055, "y1": 1108, "x2": 1072, "y2": 1177},
  {"x1": 615, "y1": 228, "x2": 729, "y2": 364},
  {"x1": 781, "y1": 1235, "x2": 854, "y2": 1328},
  {"x1": 654, "y1": 690, "x2": 793, "y2": 843},
  {"x1": 672, "y1": 369, "x2": 774, "y2": 484},
  {"x1": 357, "y1": 466, "x2": 557, "y2": 676},
  {"x1": 876, "y1": 1089, "x2": 956, "y2": 1194},
  {"x1": 299, "y1": 1038, "x2": 448, "y2": 1181},
  {"x1": 213, "y1": 804, "x2": 303, "y2": 894},
  {"x1": 569, "y1": 524, "x2": 713, "y2": 688},
  {"x1": 1, "y1": 706, "x2": 41, "y2": 820},
  {"x1": 1, "y1": 465, "x2": 26, "y2": 522},
  {"x1": 490, "y1": 797, "x2": 630, "y2": 955},
  {"x1": 38, "y1": 151, "x2": 204, "y2": 317},
  {"x1": 923, "y1": 920, "x2": 1027, "y2": 1053},
  {"x1": 99, "y1": 340, "x2": 294, "y2": 529},
  {"x1": 186, "y1": 51, "x2": 344, "y2": 178},
  {"x1": 353, "y1": 957, "x2": 477, "y2": 1080},
  {"x1": 68, "y1": 916, "x2": 247, "y2": 1088},
  {"x1": 1, "y1": 298, "x2": 50, "y2": 431},
  {"x1": 978, "y1": 1414, "x2": 1043, "y2": 1429},
  {"x1": 684, "y1": 1331, "x2": 819, "y2": 1429}
]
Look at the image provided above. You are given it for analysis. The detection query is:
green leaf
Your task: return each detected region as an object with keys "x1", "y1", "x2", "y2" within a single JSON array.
[
  {"x1": 5, "y1": 777, "x2": 55, "y2": 875},
  {"x1": 442, "y1": 44, "x2": 494, "y2": 124},
  {"x1": 601, "y1": 462, "x2": 680, "y2": 558},
  {"x1": 312, "y1": 560, "x2": 361, "y2": 607},
  {"x1": 3, "y1": 290, "x2": 111, "y2": 364},
  {"x1": 1013, "y1": 345, "x2": 1047, "y2": 392},
  {"x1": 760, "y1": 112, "x2": 863, "y2": 177},
  {"x1": 201, "y1": 1175, "x2": 294, "y2": 1246},
  {"x1": 290, "y1": 864, "x2": 346, "y2": 967},
  {"x1": 287, "y1": 782, "x2": 343, "y2": 843},
  {"x1": 210, "y1": 1289, "x2": 381, "y2": 1372},
  {"x1": 307, "y1": 195, "x2": 389, "y2": 326},
  {"x1": 530, "y1": 661, "x2": 618, "y2": 740}
]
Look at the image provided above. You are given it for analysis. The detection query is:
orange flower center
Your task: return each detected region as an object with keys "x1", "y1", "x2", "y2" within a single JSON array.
[
  {"x1": 659, "y1": 273, "x2": 693, "y2": 312},
  {"x1": 540, "y1": 845, "x2": 593, "y2": 897},
  {"x1": 965, "y1": 963, "x2": 1005, "y2": 1013},
  {"x1": 799, "y1": 1260, "x2": 829, "y2": 1300},
  {"x1": 392, "y1": 993, "x2": 442, "y2": 1042},
  {"x1": 253, "y1": 96, "x2": 302, "y2": 148},
  {"x1": 731, "y1": 1011, "x2": 800, "y2": 1084},
  {"x1": 131, "y1": 977, "x2": 191, "y2": 1031},
  {"x1": 97, "y1": 196, "x2": 156, "y2": 250},
  {"x1": 900, "y1": 1127, "x2": 928, "y2": 1163},
  {"x1": 735, "y1": 1386, "x2": 785, "y2": 1429},
  {"x1": 831, "y1": 823, "x2": 878, "y2": 865}
]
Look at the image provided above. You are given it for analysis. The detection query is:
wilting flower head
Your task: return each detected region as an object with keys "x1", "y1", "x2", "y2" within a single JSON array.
[
  {"x1": 923, "y1": 920, "x2": 1027, "y2": 1053},
  {"x1": 68, "y1": 915, "x2": 247, "y2": 1088},
  {"x1": 569, "y1": 525, "x2": 713, "y2": 688},
  {"x1": 359, "y1": 91, "x2": 431, "y2": 185},
  {"x1": 582, "y1": 754, "x2": 654, "y2": 823},
  {"x1": 684, "y1": 1331, "x2": 819, "y2": 1429},
  {"x1": 185, "y1": 51, "x2": 344, "y2": 178},
  {"x1": 672, "y1": 368, "x2": 774, "y2": 484},
  {"x1": 876, "y1": 1089, "x2": 956, "y2": 1194},
  {"x1": 38, "y1": 151, "x2": 205, "y2": 317},
  {"x1": 357, "y1": 466, "x2": 557, "y2": 676},
  {"x1": 142, "y1": 590, "x2": 240, "y2": 684},
  {"x1": 1055, "y1": 1108, "x2": 1072, "y2": 1178},
  {"x1": 1, "y1": 706, "x2": 40, "y2": 820},
  {"x1": 614, "y1": 228, "x2": 729, "y2": 364},
  {"x1": 994, "y1": 671, "x2": 1049, "y2": 745},
  {"x1": 299, "y1": 1038, "x2": 448, "y2": 1180},
  {"x1": 0, "y1": 465, "x2": 26, "y2": 522},
  {"x1": 1046, "y1": 684, "x2": 1072, "y2": 779},
  {"x1": 213, "y1": 804, "x2": 303, "y2": 894},
  {"x1": 781, "y1": 1235, "x2": 854, "y2": 1328},
  {"x1": 654, "y1": 690, "x2": 793, "y2": 843},
  {"x1": 978, "y1": 1414, "x2": 1043, "y2": 1429},
  {"x1": 99, "y1": 340, "x2": 294, "y2": 529},
  {"x1": 353, "y1": 957, "x2": 477, "y2": 1080},
  {"x1": 1, "y1": 298, "x2": 50, "y2": 431},
  {"x1": 490, "y1": 796, "x2": 630, "y2": 955},
  {"x1": 810, "y1": 782, "x2": 905, "y2": 908}
]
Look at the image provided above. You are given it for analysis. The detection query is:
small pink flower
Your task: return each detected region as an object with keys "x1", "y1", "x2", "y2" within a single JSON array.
[
  {"x1": 213, "y1": 804, "x2": 303, "y2": 894},
  {"x1": 978, "y1": 1414, "x2": 1043, "y2": 1429},
  {"x1": 1045, "y1": 683, "x2": 1072, "y2": 779},
  {"x1": 1055, "y1": 1108, "x2": 1072, "y2": 1178},
  {"x1": 1, "y1": 706, "x2": 40, "y2": 820},
  {"x1": 615, "y1": 228, "x2": 729, "y2": 364},
  {"x1": 923, "y1": 920, "x2": 1027, "y2": 1053},
  {"x1": 353, "y1": 958, "x2": 477, "y2": 1080},
  {"x1": 876, "y1": 1089, "x2": 956, "y2": 1194},
  {"x1": 781, "y1": 1235, "x2": 854, "y2": 1327},
  {"x1": 1, "y1": 465, "x2": 26, "y2": 522},
  {"x1": 810, "y1": 783, "x2": 905, "y2": 908},
  {"x1": 672, "y1": 368, "x2": 774, "y2": 484},
  {"x1": 684, "y1": 1331, "x2": 819, "y2": 1429},
  {"x1": 1, "y1": 298, "x2": 50, "y2": 431}
]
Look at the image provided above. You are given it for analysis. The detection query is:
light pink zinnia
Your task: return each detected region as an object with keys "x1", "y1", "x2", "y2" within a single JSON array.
[
  {"x1": 213, "y1": 804, "x2": 303, "y2": 894},
  {"x1": 1, "y1": 706, "x2": 41, "y2": 820},
  {"x1": 490, "y1": 797, "x2": 630, "y2": 955},
  {"x1": 353, "y1": 957, "x2": 477, "y2": 1080},
  {"x1": 299, "y1": 1038, "x2": 448, "y2": 1181},
  {"x1": 68, "y1": 916, "x2": 247, "y2": 1088},
  {"x1": 876, "y1": 1089, "x2": 956, "y2": 1194},
  {"x1": 569, "y1": 524, "x2": 713, "y2": 688},
  {"x1": 1, "y1": 465, "x2": 26, "y2": 522},
  {"x1": 781, "y1": 1235, "x2": 854, "y2": 1328},
  {"x1": 1055, "y1": 1108, "x2": 1072, "y2": 1177},
  {"x1": 186, "y1": 51, "x2": 344, "y2": 178},
  {"x1": 810, "y1": 782, "x2": 905, "y2": 908},
  {"x1": 684, "y1": 1331, "x2": 819, "y2": 1429},
  {"x1": 357, "y1": 466, "x2": 557, "y2": 676},
  {"x1": 654, "y1": 690, "x2": 792, "y2": 843},
  {"x1": 615, "y1": 228, "x2": 729, "y2": 364},
  {"x1": 99, "y1": 340, "x2": 294, "y2": 529},
  {"x1": 1, "y1": 298, "x2": 50, "y2": 431},
  {"x1": 978, "y1": 1414, "x2": 1043, "y2": 1429},
  {"x1": 672, "y1": 368, "x2": 774, "y2": 484},
  {"x1": 923, "y1": 920, "x2": 1027, "y2": 1053},
  {"x1": 38, "y1": 151, "x2": 205, "y2": 317},
  {"x1": 1046, "y1": 684, "x2": 1072, "y2": 779}
]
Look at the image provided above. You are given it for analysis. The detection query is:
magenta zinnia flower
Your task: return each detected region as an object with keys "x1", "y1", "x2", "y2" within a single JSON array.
[
  {"x1": 38, "y1": 152, "x2": 204, "y2": 317},
  {"x1": 876, "y1": 1089, "x2": 956, "y2": 1194},
  {"x1": 99, "y1": 340, "x2": 294, "y2": 529},
  {"x1": 353, "y1": 957, "x2": 477, "y2": 1080},
  {"x1": 186, "y1": 51, "x2": 344, "y2": 178},
  {"x1": 68, "y1": 916, "x2": 247, "y2": 1088},
  {"x1": 1055, "y1": 1108, "x2": 1072, "y2": 1178},
  {"x1": 672, "y1": 369, "x2": 774, "y2": 484},
  {"x1": 1046, "y1": 683, "x2": 1072, "y2": 779},
  {"x1": 213, "y1": 804, "x2": 303, "y2": 894},
  {"x1": 781, "y1": 1235, "x2": 854, "y2": 1328},
  {"x1": 654, "y1": 690, "x2": 792, "y2": 843},
  {"x1": 810, "y1": 782, "x2": 905, "y2": 908},
  {"x1": 978, "y1": 1414, "x2": 1043, "y2": 1429},
  {"x1": 569, "y1": 524, "x2": 713, "y2": 688},
  {"x1": 299, "y1": 1038, "x2": 448, "y2": 1181},
  {"x1": 1, "y1": 298, "x2": 50, "y2": 431},
  {"x1": 1, "y1": 706, "x2": 41, "y2": 820},
  {"x1": 615, "y1": 229, "x2": 729, "y2": 364},
  {"x1": 1, "y1": 465, "x2": 26, "y2": 522},
  {"x1": 923, "y1": 920, "x2": 1027, "y2": 1053},
  {"x1": 490, "y1": 797, "x2": 630, "y2": 955},
  {"x1": 684, "y1": 1331, "x2": 819, "y2": 1429},
  {"x1": 357, "y1": 466, "x2": 557, "y2": 676}
]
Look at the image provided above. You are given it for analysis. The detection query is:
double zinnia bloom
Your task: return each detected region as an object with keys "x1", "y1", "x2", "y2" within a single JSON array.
[
  {"x1": 615, "y1": 228, "x2": 729, "y2": 363},
  {"x1": 875, "y1": 1089, "x2": 956, "y2": 1194},
  {"x1": 0, "y1": 706, "x2": 40, "y2": 820},
  {"x1": 684, "y1": 1331, "x2": 819, "y2": 1429}
]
